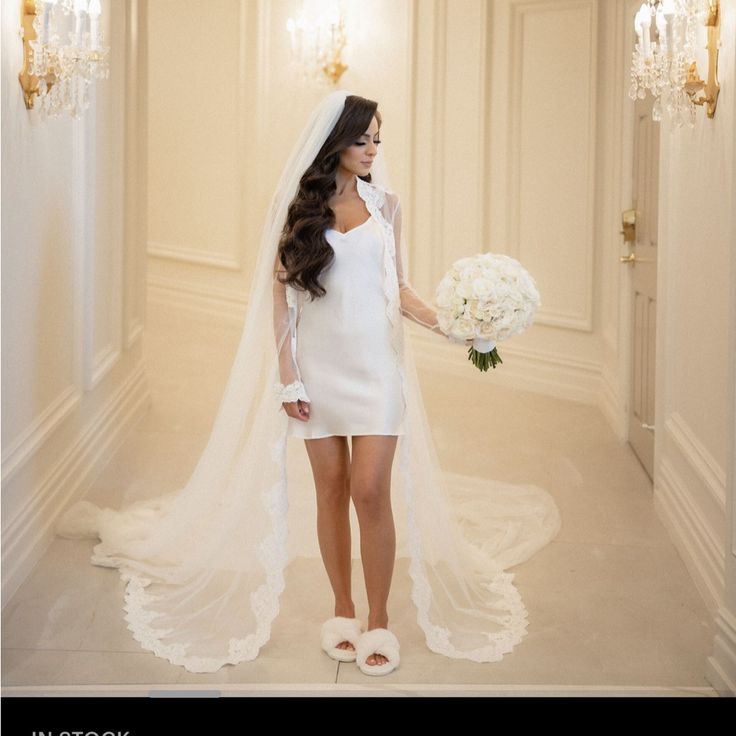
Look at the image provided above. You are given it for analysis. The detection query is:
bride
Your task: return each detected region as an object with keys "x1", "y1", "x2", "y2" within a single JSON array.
[{"x1": 56, "y1": 89, "x2": 561, "y2": 677}]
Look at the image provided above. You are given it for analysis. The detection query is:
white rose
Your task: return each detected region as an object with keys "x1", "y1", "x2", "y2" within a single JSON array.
[
  {"x1": 479, "y1": 320, "x2": 496, "y2": 338},
  {"x1": 471, "y1": 276, "x2": 494, "y2": 300},
  {"x1": 465, "y1": 298, "x2": 482, "y2": 319},
  {"x1": 455, "y1": 279, "x2": 473, "y2": 299},
  {"x1": 451, "y1": 317, "x2": 476, "y2": 340},
  {"x1": 495, "y1": 311, "x2": 514, "y2": 331},
  {"x1": 451, "y1": 296, "x2": 465, "y2": 314}
]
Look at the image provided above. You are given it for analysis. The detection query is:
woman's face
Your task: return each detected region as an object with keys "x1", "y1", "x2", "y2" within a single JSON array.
[{"x1": 339, "y1": 115, "x2": 381, "y2": 177}]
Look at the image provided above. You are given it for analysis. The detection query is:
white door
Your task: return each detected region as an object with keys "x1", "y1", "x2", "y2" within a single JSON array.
[{"x1": 625, "y1": 93, "x2": 659, "y2": 480}]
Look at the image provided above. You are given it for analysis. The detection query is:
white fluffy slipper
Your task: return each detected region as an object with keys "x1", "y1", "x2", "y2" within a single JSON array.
[
  {"x1": 320, "y1": 616, "x2": 364, "y2": 662},
  {"x1": 356, "y1": 628, "x2": 400, "y2": 676}
]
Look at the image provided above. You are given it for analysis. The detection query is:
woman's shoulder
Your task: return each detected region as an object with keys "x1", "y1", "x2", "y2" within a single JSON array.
[{"x1": 361, "y1": 177, "x2": 399, "y2": 207}]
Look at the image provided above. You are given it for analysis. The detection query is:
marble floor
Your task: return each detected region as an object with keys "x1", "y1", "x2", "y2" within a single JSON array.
[{"x1": 1, "y1": 301, "x2": 719, "y2": 696}]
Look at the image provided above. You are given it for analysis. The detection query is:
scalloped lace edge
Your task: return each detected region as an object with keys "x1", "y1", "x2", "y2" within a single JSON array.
[
  {"x1": 274, "y1": 379, "x2": 311, "y2": 403},
  {"x1": 112, "y1": 179, "x2": 529, "y2": 672}
]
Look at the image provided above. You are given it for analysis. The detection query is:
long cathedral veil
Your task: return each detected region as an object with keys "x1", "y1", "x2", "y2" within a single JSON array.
[{"x1": 56, "y1": 89, "x2": 561, "y2": 673}]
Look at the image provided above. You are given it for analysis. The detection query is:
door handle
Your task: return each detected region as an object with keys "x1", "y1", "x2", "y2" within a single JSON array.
[
  {"x1": 620, "y1": 208, "x2": 637, "y2": 243},
  {"x1": 620, "y1": 253, "x2": 654, "y2": 264}
]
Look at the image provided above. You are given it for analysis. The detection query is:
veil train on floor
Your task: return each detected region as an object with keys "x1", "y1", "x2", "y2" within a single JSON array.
[{"x1": 55, "y1": 89, "x2": 561, "y2": 673}]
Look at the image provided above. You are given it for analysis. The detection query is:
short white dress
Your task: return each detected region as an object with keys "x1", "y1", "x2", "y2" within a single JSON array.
[{"x1": 286, "y1": 214, "x2": 406, "y2": 439}]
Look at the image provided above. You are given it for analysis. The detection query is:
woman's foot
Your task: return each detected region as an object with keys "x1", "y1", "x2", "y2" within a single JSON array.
[
  {"x1": 334, "y1": 603, "x2": 357, "y2": 654},
  {"x1": 365, "y1": 614, "x2": 389, "y2": 667},
  {"x1": 355, "y1": 625, "x2": 400, "y2": 676},
  {"x1": 365, "y1": 649, "x2": 388, "y2": 666}
]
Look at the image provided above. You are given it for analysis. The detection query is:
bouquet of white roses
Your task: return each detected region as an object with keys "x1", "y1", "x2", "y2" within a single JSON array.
[{"x1": 435, "y1": 252, "x2": 540, "y2": 372}]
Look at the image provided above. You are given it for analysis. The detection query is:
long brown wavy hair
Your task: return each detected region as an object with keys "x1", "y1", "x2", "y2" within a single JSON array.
[{"x1": 275, "y1": 94, "x2": 382, "y2": 300}]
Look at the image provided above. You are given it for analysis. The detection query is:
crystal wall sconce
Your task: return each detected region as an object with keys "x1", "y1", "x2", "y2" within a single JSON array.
[
  {"x1": 286, "y1": 0, "x2": 348, "y2": 86},
  {"x1": 18, "y1": 0, "x2": 110, "y2": 120},
  {"x1": 629, "y1": 0, "x2": 721, "y2": 128}
]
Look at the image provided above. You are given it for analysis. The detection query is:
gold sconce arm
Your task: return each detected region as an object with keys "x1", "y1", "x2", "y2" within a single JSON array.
[
  {"x1": 287, "y1": 3, "x2": 349, "y2": 87},
  {"x1": 18, "y1": 0, "x2": 53, "y2": 110},
  {"x1": 322, "y1": 12, "x2": 348, "y2": 85},
  {"x1": 682, "y1": 0, "x2": 720, "y2": 118}
]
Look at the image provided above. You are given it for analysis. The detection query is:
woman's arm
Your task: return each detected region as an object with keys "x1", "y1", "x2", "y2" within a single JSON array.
[
  {"x1": 389, "y1": 193, "x2": 446, "y2": 336},
  {"x1": 272, "y1": 252, "x2": 311, "y2": 404},
  {"x1": 388, "y1": 192, "x2": 473, "y2": 346}
]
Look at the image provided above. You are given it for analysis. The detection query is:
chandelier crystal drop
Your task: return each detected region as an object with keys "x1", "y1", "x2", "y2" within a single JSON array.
[
  {"x1": 628, "y1": 0, "x2": 709, "y2": 129},
  {"x1": 28, "y1": 0, "x2": 110, "y2": 120}
]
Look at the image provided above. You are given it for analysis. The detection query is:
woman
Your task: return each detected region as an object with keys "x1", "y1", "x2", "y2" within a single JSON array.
[
  {"x1": 273, "y1": 94, "x2": 473, "y2": 674},
  {"x1": 56, "y1": 90, "x2": 560, "y2": 678}
]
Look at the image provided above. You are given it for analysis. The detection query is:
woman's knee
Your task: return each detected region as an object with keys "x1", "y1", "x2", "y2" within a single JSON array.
[
  {"x1": 350, "y1": 476, "x2": 390, "y2": 517},
  {"x1": 317, "y1": 471, "x2": 351, "y2": 506}
]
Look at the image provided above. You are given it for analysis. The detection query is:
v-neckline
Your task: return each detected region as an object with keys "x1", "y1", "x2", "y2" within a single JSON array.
[
  {"x1": 326, "y1": 213, "x2": 373, "y2": 237},
  {"x1": 327, "y1": 177, "x2": 374, "y2": 237}
]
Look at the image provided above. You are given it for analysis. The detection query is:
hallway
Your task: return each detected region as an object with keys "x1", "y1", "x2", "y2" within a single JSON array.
[{"x1": 1, "y1": 301, "x2": 717, "y2": 696}]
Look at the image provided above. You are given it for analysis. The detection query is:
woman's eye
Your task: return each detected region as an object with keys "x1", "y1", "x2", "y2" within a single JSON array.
[{"x1": 356, "y1": 140, "x2": 382, "y2": 146}]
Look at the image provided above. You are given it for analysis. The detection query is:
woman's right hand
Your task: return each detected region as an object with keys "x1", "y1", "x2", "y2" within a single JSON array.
[
  {"x1": 282, "y1": 399, "x2": 310, "y2": 422},
  {"x1": 430, "y1": 323, "x2": 473, "y2": 346}
]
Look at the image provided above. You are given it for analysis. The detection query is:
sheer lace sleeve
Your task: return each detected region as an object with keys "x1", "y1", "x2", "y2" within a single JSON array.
[
  {"x1": 272, "y1": 252, "x2": 311, "y2": 405},
  {"x1": 386, "y1": 191, "x2": 475, "y2": 349},
  {"x1": 386, "y1": 192, "x2": 446, "y2": 336},
  {"x1": 386, "y1": 191, "x2": 473, "y2": 346}
]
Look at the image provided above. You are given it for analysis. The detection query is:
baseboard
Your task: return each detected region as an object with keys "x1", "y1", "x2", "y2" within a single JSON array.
[
  {"x1": 653, "y1": 458, "x2": 725, "y2": 614},
  {"x1": 1, "y1": 360, "x2": 151, "y2": 607},
  {"x1": 706, "y1": 606, "x2": 736, "y2": 696},
  {"x1": 412, "y1": 328, "x2": 605, "y2": 410},
  {"x1": 146, "y1": 281, "x2": 618, "y2": 428},
  {"x1": 147, "y1": 273, "x2": 248, "y2": 324}
]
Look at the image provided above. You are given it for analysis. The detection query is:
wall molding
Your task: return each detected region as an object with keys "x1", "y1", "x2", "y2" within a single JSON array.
[
  {"x1": 416, "y1": 328, "x2": 603, "y2": 406},
  {"x1": 147, "y1": 273, "x2": 248, "y2": 323},
  {"x1": 2, "y1": 0, "x2": 152, "y2": 607},
  {"x1": 147, "y1": 240, "x2": 242, "y2": 270},
  {"x1": 654, "y1": 457, "x2": 725, "y2": 614},
  {"x1": 123, "y1": 0, "x2": 147, "y2": 351},
  {"x1": 665, "y1": 412, "x2": 727, "y2": 510},
  {"x1": 507, "y1": 0, "x2": 598, "y2": 333},
  {"x1": 1, "y1": 385, "x2": 81, "y2": 485},
  {"x1": 1, "y1": 359, "x2": 151, "y2": 606},
  {"x1": 706, "y1": 606, "x2": 736, "y2": 695}
]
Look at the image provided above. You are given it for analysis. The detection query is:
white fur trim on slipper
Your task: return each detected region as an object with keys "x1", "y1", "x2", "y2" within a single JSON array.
[
  {"x1": 321, "y1": 616, "x2": 364, "y2": 662},
  {"x1": 356, "y1": 628, "x2": 400, "y2": 676}
]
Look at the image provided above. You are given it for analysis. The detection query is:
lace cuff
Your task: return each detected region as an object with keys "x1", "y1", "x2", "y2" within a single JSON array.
[{"x1": 274, "y1": 379, "x2": 311, "y2": 403}]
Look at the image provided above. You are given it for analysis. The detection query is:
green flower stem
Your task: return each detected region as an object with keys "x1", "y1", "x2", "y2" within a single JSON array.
[{"x1": 467, "y1": 346, "x2": 503, "y2": 372}]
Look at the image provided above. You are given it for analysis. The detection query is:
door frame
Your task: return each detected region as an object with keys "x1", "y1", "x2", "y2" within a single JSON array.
[{"x1": 615, "y1": 0, "x2": 662, "y2": 475}]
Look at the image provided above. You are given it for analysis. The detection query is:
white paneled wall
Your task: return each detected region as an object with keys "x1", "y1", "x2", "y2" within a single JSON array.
[
  {"x1": 144, "y1": 0, "x2": 736, "y2": 690},
  {"x1": 510, "y1": 1, "x2": 597, "y2": 331},
  {"x1": 147, "y1": 0, "x2": 616, "y2": 410},
  {"x1": 653, "y1": 0, "x2": 736, "y2": 694},
  {"x1": 1, "y1": 0, "x2": 150, "y2": 602},
  {"x1": 3, "y1": 0, "x2": 733, "y2": 690}
]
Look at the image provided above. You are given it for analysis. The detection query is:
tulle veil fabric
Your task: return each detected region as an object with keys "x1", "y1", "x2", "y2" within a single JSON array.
[{"x1": 55, "y1": 90, "x2": 561, "y2": 673}]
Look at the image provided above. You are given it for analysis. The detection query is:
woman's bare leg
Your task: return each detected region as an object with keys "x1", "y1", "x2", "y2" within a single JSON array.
[
  {"x1": 304, "y1": 435, "x2": 355, "y2": 653},
  {"x1": 350, "y1": 434, "x2": 399, "y2": 667}
]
